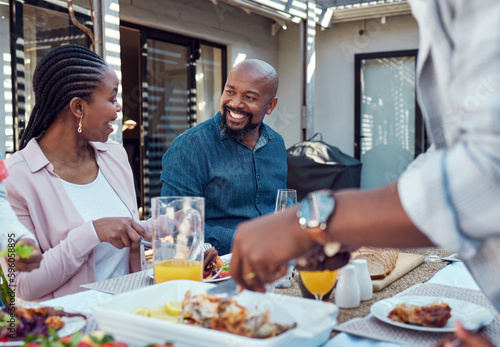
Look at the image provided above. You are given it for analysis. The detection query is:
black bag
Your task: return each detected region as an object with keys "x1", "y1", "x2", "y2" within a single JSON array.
[{"x1": 286, "y1": 133, "x2": 362, "y2": 200}]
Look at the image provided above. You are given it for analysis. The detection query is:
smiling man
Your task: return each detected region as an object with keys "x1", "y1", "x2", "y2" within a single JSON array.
[{"x1": 160, "y1": 59, "x2": 287, "y2": 255}]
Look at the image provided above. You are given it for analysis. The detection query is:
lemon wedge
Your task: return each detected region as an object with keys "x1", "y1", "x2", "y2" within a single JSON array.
[
  {"x1": 131, "y1": 306, "x2": 150, "y2": 317},
  {"x1": 149, "y1": 306, "x2": 177, "y2": 321},
  {"x1": 164, "y1": 301, "x2": 183, "y2": 316}
]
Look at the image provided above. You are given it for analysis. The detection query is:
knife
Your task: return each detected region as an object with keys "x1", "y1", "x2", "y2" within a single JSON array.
[
  {"x1": 140, "y1": 239, "x2": 153, "y2": 249},
  {"x1": 206, "y1": 279, "x2": 238, "y2": 297}
]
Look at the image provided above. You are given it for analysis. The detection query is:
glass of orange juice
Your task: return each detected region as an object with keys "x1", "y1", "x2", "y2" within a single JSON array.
[
  {"x1": 299, "y1": 269, "x2": 339, "y2": 301},
  {"x1": 152, "y1": 196, "x2": 204, "y2": 283}
]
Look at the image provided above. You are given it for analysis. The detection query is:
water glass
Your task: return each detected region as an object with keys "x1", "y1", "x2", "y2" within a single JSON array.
[
  {"x1": 425, "y1": 248, "x2": 442, "y2": 262},
  {"x1": 275, "y1": 189, "x2": 298, "y2": 212},
  {"x1": 273, "y1": 189, "x2": 297, "y2": 288},
  {"x1": 152, "y1": 196, "x2": 204, "y2": 283}
]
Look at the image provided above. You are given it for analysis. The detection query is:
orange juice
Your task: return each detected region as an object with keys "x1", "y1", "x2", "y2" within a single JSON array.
[
  {"x1": 154, "y1": 259, "x2": 203, "y2": 283},
  {"x1": 300, "y1": 270, "x2": 339, "y2": 297}
]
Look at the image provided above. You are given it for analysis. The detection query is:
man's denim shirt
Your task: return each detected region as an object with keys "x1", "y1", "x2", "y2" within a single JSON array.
[{"x1": 161, "y1": 111, "x2": 287, "y2": 255}]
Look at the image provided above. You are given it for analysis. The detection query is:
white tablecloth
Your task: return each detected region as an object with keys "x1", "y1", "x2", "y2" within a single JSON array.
[{"x1": 42, "y1": 262, "x2": 479, "y2": 347}]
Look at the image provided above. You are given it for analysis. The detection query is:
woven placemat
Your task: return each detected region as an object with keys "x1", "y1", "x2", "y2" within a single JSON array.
[
  {"x1": 333, "y1": 283, "x2": 500, "y2": 346},
  {"x1": 275, "y1": 248, "x2": 455, "y2": 326},
  {"x1": 80, "y1": 269, "x2": 154, "y2": 294}
]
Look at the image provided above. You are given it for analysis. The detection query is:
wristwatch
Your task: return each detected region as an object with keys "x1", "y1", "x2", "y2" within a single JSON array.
[{"x1": 297, "y1": 190, "x2": 341, "y2": 256}]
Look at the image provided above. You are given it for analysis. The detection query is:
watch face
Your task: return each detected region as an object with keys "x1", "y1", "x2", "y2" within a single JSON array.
[{"x1": 299, "y1": 191, "x2": 335, "y2": 229}]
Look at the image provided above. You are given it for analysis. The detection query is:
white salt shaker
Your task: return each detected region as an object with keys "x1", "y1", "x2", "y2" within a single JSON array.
[
  {"x1": 352, "y1": 259, "x2": 373, "y2": 301},
  {"x1": 335, "y1": 264, "x2": 360, "y2": 308}
]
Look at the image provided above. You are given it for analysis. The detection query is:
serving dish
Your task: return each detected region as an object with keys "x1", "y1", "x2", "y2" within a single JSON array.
[
  {"x1": 92, "y1": 280, "x2": 338, "y2": 347},
  {"x1": 371, "y1": 296, "x2": 494, "y2": 332}
]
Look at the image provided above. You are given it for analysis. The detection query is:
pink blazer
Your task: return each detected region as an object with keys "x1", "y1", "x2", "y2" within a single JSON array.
[{"x1": 4, "y1": 138, "x2": 152, "y2": 301}]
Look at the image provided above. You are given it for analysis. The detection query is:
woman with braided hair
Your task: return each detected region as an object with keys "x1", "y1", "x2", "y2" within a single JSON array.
[{"x1": 3, "y1": 44, "x2": 152, "y2": 301}]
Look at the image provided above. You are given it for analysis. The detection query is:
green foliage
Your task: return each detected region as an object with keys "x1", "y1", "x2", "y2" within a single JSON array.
[
  {"x1": 0, "y1": 265, "x2": 14, "y2": 306},
  {"x1": 0, "y1": 241, "x2": 34, "y2": 306},
  {"x1": 21, "y1": 331, "x2": 175, "y2": 347},
  {"x1": 0, "y1": 241, "x2": 34, "y2": 259}
]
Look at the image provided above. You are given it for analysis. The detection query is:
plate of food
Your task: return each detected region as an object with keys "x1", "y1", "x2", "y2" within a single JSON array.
[
  {"x1": 0, "y1": 306, "x2": 87, "y2": 346},
  {"x1": 370, "y1": 296, "x2": 494, "y2": 332},
  {"x1": 202, "y1": 247, "x2": 225, "y2": 282},
  {"x1": 206, "y1": 253, "x2": 231, "y2": 282},
  {"x1": 92, "y1": 279, "x2": 338, "y2": 347}
]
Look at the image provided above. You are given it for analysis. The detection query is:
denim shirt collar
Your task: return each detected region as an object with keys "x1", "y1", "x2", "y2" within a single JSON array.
[{"x1": 214, "y1": 111, "x2": 275, "y2": 151}]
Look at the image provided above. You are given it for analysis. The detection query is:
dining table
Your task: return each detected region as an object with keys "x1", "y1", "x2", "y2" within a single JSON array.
[{"x1": 28, "y1": 248, "x2": 500, "y2": 347}]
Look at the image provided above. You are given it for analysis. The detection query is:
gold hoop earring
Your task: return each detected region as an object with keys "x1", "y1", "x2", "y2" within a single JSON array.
[{"x1": 77, "y1": 115, "x2": 83, "y2": 133}]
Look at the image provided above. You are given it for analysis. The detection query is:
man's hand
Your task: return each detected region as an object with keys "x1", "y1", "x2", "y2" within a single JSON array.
[{"x1": 14, "y1": 238, "x2": 42, "y2": 272}]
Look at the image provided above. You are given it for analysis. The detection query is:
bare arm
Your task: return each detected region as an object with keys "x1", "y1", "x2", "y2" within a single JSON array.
[
  {"x1": 231, "y1": 181, "x2": 433, "y2": 292},
  {"x1": 329, "y1": 182, "x2": 432, "y2": 248}
]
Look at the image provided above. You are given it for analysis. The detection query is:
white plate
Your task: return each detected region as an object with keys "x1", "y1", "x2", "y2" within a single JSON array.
[
  {"x1": 148, "y1": 253, "x2": 232, "y2": 283},
  {"x1": 209, "y1": 253, "x2": 232, "y2": 282},
  {"x1": 92, "y1": 279, "x2": 338, "y2": 347},
  {"x1": 0, "y1": 316, "x2": 86, "y2": 346},
  {"x1": 441, "y1": 254, "x2": 462, "y2": 262},
  {"x1": 371, "y1": 296, "x2": 494, "y2": 332}
]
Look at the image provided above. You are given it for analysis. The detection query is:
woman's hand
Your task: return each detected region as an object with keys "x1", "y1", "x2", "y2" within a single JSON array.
[
  {"x1": 13, "y1": 238, "x2": 42, "y2": 272},
  {"x1": 434, "y1": 322, "x2": 494, "y2": 347},
  {"x1": 93, "y1": 217, "x2": 151, "y2": 249}
]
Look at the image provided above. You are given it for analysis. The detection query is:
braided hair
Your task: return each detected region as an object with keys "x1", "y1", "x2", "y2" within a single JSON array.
[{"x1": 20, "y1": 44, "x2": 109, "y2": 149}]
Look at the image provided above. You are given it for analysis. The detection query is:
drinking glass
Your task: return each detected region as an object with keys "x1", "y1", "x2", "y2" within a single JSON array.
[
  {"x1": 425, "y1": 248, "x2": 442, "y2": 262},
  {"x1": 299, "y1": 269, "x2": 339, "y2": 301},
  {"x1": 275, "y1": 189, "x2": 298, "y2": 212},
  {"x1": 273, "y1": 189, "x2": 298, "y2": 289},
  {"x1": 152, "y1": 196, "x2": 205, "y2": 283}
]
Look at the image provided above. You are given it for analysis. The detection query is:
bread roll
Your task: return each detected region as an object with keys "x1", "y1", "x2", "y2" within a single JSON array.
[{"x1": 350, "y1": 247, "x2": 400, "y2": 279}]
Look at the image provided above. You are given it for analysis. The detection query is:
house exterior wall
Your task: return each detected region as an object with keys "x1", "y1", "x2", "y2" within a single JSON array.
[
  {"x1": 270, "y1": 13, "x2": 419, "y2": 151},
  {"x1": 314, "y1": 14, "x2": 419, "y2": 156},
  {"x1": 275, "y1": 23, "x2": 302, "y2": 149},
  {"x1": 118, "y1": 0, "x2": 293, "y2": 147},
  {"x1": 0, "y1": 4, "x2": 11, "y2": 155},
  {"x1": 1, "y1": 2, "x2": 420, "y2": 158},
  {"x1": 119, "y1": 0, "x2": 278, "y2": 73}
]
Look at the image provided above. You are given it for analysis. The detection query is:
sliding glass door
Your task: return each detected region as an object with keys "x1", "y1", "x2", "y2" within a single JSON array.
[
  {"x1": 120, "y1": 23, "x2": 226, "y2": 216},
  {"x1": 355, "y1": 50, "x2": 426, "y2": 189},
  {"x1": 6, "y1": 0, "x2": 91, "y2": 154}
]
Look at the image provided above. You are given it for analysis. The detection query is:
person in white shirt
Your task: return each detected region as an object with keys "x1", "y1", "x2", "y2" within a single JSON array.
[
  {"x1": 230, "y1": 1, "x2": 499, "y2": 346},
  {"x1": 0, "y1": 153, "x2": 41, "y2": 272}
]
